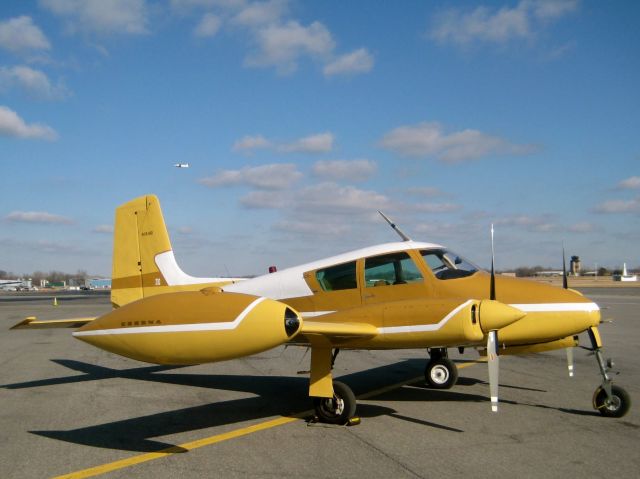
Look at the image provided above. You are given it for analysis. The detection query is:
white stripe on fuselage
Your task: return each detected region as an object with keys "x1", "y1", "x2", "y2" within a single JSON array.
[{"x1": 73, "y1": 297, "x2": 267, "y2": 337}]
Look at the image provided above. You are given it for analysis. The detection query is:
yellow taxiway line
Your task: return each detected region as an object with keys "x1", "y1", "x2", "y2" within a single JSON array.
[{"x1": 53, "y1": 361, "x2": 480, "y2": 479}]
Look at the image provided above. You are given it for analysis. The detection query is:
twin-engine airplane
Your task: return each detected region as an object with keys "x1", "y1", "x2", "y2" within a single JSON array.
[{"x1": 13, "y1": 195, "x2": 630, "y2": 423}]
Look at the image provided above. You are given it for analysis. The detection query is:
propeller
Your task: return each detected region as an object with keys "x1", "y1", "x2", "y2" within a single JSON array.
[{"x1": 488, "y1": 223, "x2": 499, "y2": 411}]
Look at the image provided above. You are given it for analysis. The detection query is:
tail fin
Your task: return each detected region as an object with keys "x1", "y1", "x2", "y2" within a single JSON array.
[{"x1": 111, "y1": 195, "x2": 240, "y2": 307}]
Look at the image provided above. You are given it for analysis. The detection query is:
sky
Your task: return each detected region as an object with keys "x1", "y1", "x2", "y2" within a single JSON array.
[{"x1": 1, "y1": 0, "x2": 639, "y2": 278}]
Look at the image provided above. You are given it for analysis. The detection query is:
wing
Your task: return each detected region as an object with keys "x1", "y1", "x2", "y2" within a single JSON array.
[{"x1": 11, "y1": 316, "x2": 96, "y2": 330}]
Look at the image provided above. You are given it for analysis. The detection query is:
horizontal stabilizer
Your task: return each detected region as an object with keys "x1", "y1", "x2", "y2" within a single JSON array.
[{"x1": 11, "y1": 316, "x2": 96, "y2": 330}]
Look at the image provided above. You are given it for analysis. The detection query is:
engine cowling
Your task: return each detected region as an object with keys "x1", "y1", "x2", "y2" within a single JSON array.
[{"x1": 73, "y1": 290, "x2": 302, "y2": 365}]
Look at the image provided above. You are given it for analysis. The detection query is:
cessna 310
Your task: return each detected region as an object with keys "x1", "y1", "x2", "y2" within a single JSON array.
[{"x1": 13, "y1": 195, "x2": 630, "y2": 423}]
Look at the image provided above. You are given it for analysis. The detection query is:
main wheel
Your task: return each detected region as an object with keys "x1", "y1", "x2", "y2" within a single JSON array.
[
  {"x1": 425, "y1": 358, "x2": 458, "y2": 389},
  {"x1": 313, "y1": 381, "x2": 356, "y2": 424},
  {"x1": 593, "y1": 385, "x2": 631, "y2": 418}
]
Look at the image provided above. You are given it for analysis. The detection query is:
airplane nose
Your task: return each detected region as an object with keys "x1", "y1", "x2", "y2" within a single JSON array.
[{"x1": 479, "y1": 300, "x2": 526, "y2": 333}]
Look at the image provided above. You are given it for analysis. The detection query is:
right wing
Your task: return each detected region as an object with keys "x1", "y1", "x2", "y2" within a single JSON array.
[{"x1": 11, "y1": 316, "x2": 97, "y2": 330}]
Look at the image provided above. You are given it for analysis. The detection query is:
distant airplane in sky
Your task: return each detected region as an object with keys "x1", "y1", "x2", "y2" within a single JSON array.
[{"x1": 173, "y1": 163, "x2": 190, "y2": 168}]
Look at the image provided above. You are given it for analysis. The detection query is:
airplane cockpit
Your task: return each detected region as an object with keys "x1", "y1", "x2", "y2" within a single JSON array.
[{"x1": 420, "y1": 249, "x2": 479, "y2": 280}]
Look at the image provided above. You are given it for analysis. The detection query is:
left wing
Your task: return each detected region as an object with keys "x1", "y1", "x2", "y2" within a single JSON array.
[{"x1": 296, "y1": 320, "x2": 378, "y2": 345}]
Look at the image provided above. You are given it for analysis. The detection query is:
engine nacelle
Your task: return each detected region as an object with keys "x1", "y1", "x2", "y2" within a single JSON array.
[{"x1": 73, "y1": 290, "x2": 302, "y2": 365}]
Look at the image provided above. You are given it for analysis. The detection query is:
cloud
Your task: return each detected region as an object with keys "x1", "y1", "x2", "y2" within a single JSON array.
[
  {"x1": 40, "y1": 0, "x2": 149, "y2": 35},
  {"x1": 0, "y1": 16, "x2": 51, "y2": 55},
  {"x1": 429, "y1": 0, "x2": 578, "y2": 46},
  {"x1": 199, "y1": 163, "x2": 302, "y2": 189},
  {"x1": 274, "y1": 219, "x2": 350, "y2": 237},
  {"x1": 240, "y1": 190, "x2": 288, "y2": 209},
  {"x1": 245, "y1": 20, "x2": 335, "y2": 74},
  {"x1": 312, "y1": 159, "x2": 377, "y2": 181},
  {"x1": 279, "y1": 132, "x2": 333, "y2": 153},
  {"x1": 379, "y1": 122, "x2": 536, "y2": 162},
  {"x1": 194, "y1": 13, "x2": 222, "y2": 37},
  {"x1": 232, "y1": 134, "x2": 273, "y2": 153},
  {"x1": 5, "y1": 211, "x2": 73, "y2": 224},
  {"x1": 93, "y1": 224, "x2": 113, "y2": 234},
  {"x1": 233, "y1": 132, "x2": 334, "y2": 154},
  {"x1": 295, "y1": 182, "x2": 391, "y2": 214},
  {"x1": 231, "y1": 0, "x2": 288, "y2": 27},
  {"x1": 593, "y1": 197, "x2": 640, "y2": 214},
  {"x1": 0, "y1": 66, "x2": 69, "y2": 100},
  {"x1": 617, "y1": 176, "x2": 640, "y2": 190},
  {"x1": 323, "y1": 48, "x2": 374, "y2": 77},
  {"x1": 0, "y1": 106, "x2": 58, "y2": 141}
]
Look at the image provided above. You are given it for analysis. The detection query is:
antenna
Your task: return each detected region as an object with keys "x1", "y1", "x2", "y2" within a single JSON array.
[{"x1": 378, "y1": 211, "x2": 411, "y2": 242}]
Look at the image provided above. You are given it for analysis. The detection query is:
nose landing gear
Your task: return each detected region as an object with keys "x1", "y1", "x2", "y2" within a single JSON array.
[{"x1": 588, "y1": 327, "x2": 630, "y2": 418}]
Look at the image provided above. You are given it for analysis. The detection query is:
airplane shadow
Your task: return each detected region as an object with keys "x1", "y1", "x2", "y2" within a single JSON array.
[{"x1": 5, "y1": 358, "x2": 597, "y2": 451}]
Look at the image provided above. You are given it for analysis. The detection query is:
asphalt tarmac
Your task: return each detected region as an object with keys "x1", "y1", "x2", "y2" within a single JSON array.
[{"x1": 1, "y1": 288, "x2": 638, "y2": 479}]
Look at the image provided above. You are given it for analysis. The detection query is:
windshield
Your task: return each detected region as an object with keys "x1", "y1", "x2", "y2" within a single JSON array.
[{"x1": 420, "y1": 249, "x2": 479, "y2": 280}]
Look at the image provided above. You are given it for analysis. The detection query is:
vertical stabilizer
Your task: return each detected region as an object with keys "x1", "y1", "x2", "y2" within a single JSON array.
[{"x1": 111, "y1": 195, "x2": 172, "y2": 307}]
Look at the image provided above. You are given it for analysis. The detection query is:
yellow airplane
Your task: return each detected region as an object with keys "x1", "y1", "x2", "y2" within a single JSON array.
[{"x1": 13, "y1": 194, "x2": 630, "y2": 423}]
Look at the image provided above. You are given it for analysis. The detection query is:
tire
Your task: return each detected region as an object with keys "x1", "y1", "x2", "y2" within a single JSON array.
[
  {"x1": 425, "y1": 358, "x2": 458, "y2": 389},
  {"x1": 593, "y1": 385, "x2": 631, "y2": 418},
  {"x1": 313, "y1": 381, "x2": 357, "y2": 424}
]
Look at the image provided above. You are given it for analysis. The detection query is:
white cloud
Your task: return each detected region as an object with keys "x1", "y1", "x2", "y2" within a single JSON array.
[
  {"x1": 93, "y1": 224, "x2": 113, "y2": 234},
  {"x1": 5, "y1": 211, "x2": 73, "y2": 224},
  {"x1": 0, "y1": 66, "x2": 69, "y2": 100},
  {"x1": 233, "y1": 132, "x2": 334, "y2": 154},
  {"x1": 246, "y1": 20, "x2": 335, "y2": 74},
  {"x1": 593, "y1": 197, "x2": 640, "y2": 214},
  {"x1": 40, "y1": 0, "x2": 149, "y2": 35},
  {"x1": 323, "y1": 48, "x2": 374, "y2": 77},
  {"x1": 279, "y1": 132, "x2": 334, "y2": 153},
  {"x1": 274, "y1": 219, "x2": 350, "y2": 237},
  {"x1": 379, "y1": 122, "x2": 536, "y2": 162},
  {"x1": 295, "y1": 182, "x2": 391, "y2": 214},
  {"x1": 199, "y1": 163, "x2": 302, "y2": 189},
  {"x1": 494, "y1": 214, "x2": 557, "y2": 232},
  {"x1": 232, "y1": 134, "x2": 273, "y2": 153},
  {"x1": 231, "y1": 0, "x2": 288, "y2": 27},
  {"x1": 240, "y1": 190, "x2": 288, "y2": 209},
  {"x1": 430, "y1": 0, "x2": 578, "y2": 46},
  {"x1": 0, "y1": 16, "x2": 51, "y2": 54},
  {"x1": 617, "y1": 176, "x2": 640, "y2": 190},
  {"x1": 312, "y1": 159, "x2": 377, "y2": 181},
  {"x1": 194, "y1": 13, "x2": 222, "y2": 37},
  {"x1": 0, "y1": 106, "x2": 58, "y2": 141}
]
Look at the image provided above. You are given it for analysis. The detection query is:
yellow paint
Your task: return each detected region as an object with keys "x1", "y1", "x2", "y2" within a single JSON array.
[{"x1": 309, "y1": 344, "x2": 333, "y2": 398}]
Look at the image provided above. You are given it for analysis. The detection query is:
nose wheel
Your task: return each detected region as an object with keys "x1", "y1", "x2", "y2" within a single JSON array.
[
  {"x1": 587, "y1": 327, "x2": 631, "y2": 418},
  {"x1": 425, "y1": 348, "x2": 458, "y2": 389}
]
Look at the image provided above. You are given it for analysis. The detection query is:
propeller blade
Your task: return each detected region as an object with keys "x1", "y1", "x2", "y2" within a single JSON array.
[
  {"x1": 562, "y1": 244, "x2": 568, "y2": 289},
  {"x1": 490, "y1": 224, "x2": 496, "y2": 301},
  {"x1": 487, "y1": 330, "x2": 499, "y2": 412},
  {"x1": 566, "y1": 346, "x2": 574, "y2": 377}
]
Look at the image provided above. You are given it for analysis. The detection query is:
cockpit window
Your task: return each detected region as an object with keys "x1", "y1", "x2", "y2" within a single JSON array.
[
  {"x1": 421, "y1": 249, "x2": 478, "y2": 280},
  {"x1": 316, "y1": 261, "x2": 357, "y2": 291},
  {"x1": 364, "y1": 252, "x2": 423, "y2": 287}
]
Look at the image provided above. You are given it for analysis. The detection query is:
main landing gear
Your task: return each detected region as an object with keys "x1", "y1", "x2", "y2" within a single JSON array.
[
  {"x1": 313, "y1": 380, "x2": 357, "y2": 424},
  {"x1": 425, "y1": 348, "x2": 458, "y2": 389},
  {"x1": 587, "y1": 327, "x2": 631, "y2": 418}
]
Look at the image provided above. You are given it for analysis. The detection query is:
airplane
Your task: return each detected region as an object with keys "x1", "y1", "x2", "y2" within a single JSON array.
[
  {"x1": 1, "y1": 279, "x2": 23, "y2": 290},
  {"x1": 12, "y1": 194, "x2": 630, "y2": 423},
  {"x1": 173, "y1": 163, "x2": 190, "y2": 168}
]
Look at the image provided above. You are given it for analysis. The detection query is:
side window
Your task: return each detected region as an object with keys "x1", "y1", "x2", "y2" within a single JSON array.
[
  {"x1": 364, "y1": 252, "x2": 423, "y2": 287},
  {"x1": 316, "y1": 261, "x2": 357, "y2": 291}
]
